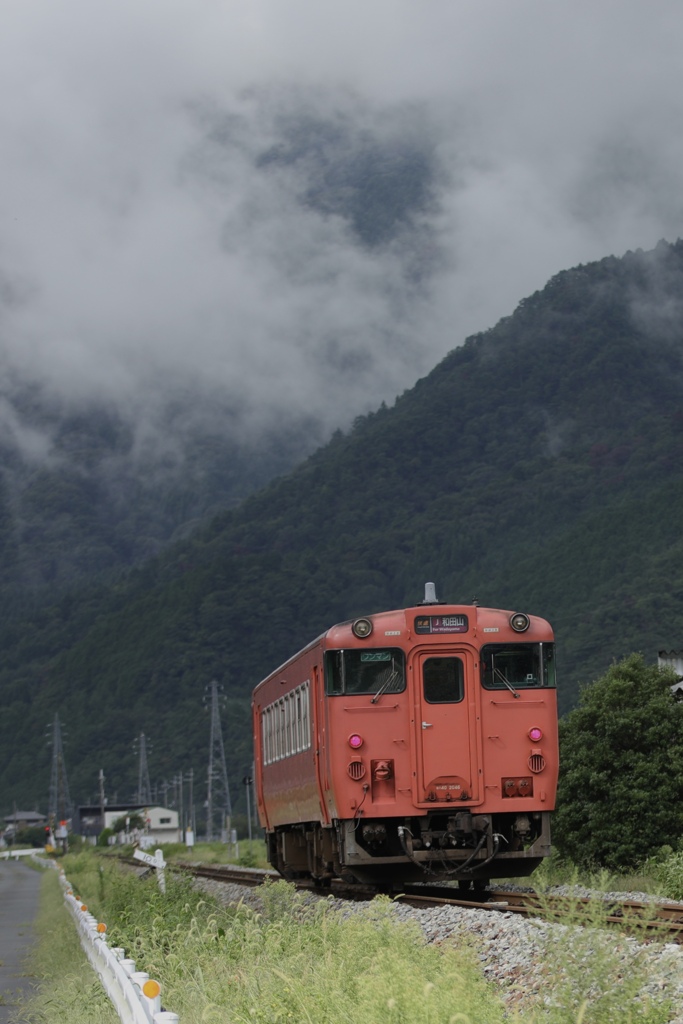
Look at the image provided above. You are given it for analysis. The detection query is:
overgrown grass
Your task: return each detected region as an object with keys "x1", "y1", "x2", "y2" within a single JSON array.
[
  {"x1": 529, "y1": 850, "x2": 668, "y2": 897},
  {"x1": 52, "y1": 850, "x2": 678, "y2": 1024},
  {"x1": 14, "y1": 866, "x2": 119, "y2": 1024},
  {"x1": 643, "y1": 845, "x2": 683, "y2": 900},
  {"x1": 64, "y1": 858, "x2": 509, "y2": 1023},
  {"x1": 97, "y1": 837, "x2": 269, "y2": 868},
  {"x1": 529, "y1": 890, "x2": 672, "y2": 1024}
]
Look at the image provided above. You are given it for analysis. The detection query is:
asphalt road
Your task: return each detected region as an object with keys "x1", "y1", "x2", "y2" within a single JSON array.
[{"x1": 0, "y1": 860, "x2": 41, "y2": 1023}]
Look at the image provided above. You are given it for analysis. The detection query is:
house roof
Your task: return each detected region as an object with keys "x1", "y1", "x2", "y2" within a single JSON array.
[{"x1": 4, "y1": 811, "x2": 46, "y2": 823}]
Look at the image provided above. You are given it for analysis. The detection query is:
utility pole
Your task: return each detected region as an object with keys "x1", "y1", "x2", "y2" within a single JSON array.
[
  {"x1": 99, "y1": 769, "x2": 106, "y2": 832},
  {"x1": 187, "y1": 767, "x2": 195, "y2": 833},
  {"x1": 252, "y1": 759, "x2": 259, "y2": 834},
  {"x1": 243, "y1": 772, "x2": 253, "y2": 841},
  {"x1": 206, "y1": 681, "x2": 232, "y2": 841},
  {"x1": 177, "y1": 771, "x2": 184, "y2": 841}
]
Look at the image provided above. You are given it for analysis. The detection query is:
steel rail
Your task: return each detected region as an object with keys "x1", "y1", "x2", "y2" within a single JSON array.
[{"x1": 166, "y1": 860, "x2": 683, "y2": 942}]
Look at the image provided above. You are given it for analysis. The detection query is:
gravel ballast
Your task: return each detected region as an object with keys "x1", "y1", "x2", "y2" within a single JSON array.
[{"x1": 195, "y1": 876, "x2": 683, "y2": 1021}]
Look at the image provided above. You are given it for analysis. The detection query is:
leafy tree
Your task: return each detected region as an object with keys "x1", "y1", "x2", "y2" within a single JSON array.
[
  {"x1": 554, "y1": 654, "x2": 683, "y2": 870},
  {"x1": 111, "y1": 813, "x2": 146, "y2": 834}
]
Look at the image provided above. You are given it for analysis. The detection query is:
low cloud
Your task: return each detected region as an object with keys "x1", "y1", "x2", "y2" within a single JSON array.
[{"x1": 2, "y1": 0, "x2": 683, "y2": 463}]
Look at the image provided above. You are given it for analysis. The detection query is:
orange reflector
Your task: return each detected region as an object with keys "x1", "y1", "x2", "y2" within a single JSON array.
[
  {"x1": 97, "y1": 922, "x2": 107, "y2": 933},
  {"x1": 142, "y1": 980, "x2": 161, "y2": 999},
  {"x1": 80, "y1": 904, "x2": 87, "y2": 912}
]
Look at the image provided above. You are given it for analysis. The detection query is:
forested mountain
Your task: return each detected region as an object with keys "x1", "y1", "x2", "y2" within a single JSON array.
[
  {"x1": 0, "y1": 387, "x2": 324, "y2": 608},
  {"x1": 0, "y1": 93, "x2": 442, "y2": 610},
  {"x1": 4, "y1": 239, "x2": 683, "y2": 817}
]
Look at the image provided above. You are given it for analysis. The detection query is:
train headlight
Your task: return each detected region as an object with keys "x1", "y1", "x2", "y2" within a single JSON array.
[
  {"x1": 348, "y1": 733, "x2": 364, "y2": 749},
  {"x1": 352, "y1": 617, "x2": 373, "y2": 638},
  {"x1": 510, "y1": 612, "x2": 530, "y2": 632},
  {"x1": 529, "y1": 727, "x2": 543, "y2": 742}
]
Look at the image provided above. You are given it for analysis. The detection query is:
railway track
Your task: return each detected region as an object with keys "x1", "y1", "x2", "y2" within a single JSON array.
[{"x1": 173, "y1": 861, "x2": 683, "y2": 941}]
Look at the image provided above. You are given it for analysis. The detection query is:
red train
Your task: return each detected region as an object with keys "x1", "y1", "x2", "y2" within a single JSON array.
[{"x1": 252, "y1": 585, "x2": 558, "y2": 887}]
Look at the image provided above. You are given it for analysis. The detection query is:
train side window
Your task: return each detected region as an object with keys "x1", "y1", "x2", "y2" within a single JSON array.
[
  {"x1": 423, "y1": 657, "x2": 464, "y2": 703},
  {"x1": 261, "y1": 681, "x2": 311, "y2": 766}
]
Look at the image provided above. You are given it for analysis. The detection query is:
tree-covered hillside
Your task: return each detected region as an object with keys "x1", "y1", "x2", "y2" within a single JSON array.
[
  {"x1": 4, "y1": 240, "x2": 683, "y2": 817},
  {"x1": 0, "y1": 387, "x2": 326, "y2": 608},
  {"x1": 0, "y1": 95, "x2": 444, "y2": 610}
]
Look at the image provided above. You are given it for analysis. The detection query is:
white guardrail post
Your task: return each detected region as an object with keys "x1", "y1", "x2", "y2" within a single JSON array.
[{"x1": 53, "y1": 864, "x2": 179, "y2": 1024}]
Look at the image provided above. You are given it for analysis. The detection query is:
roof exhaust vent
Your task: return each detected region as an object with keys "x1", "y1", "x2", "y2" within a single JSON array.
[{"x1": 423, "y1": 582, "x2": 438, "y2": 604}]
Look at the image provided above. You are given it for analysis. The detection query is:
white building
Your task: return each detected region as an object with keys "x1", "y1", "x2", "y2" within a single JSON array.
[{"x1": 103, "y1": 806, "x2": 180, "y2": 845}]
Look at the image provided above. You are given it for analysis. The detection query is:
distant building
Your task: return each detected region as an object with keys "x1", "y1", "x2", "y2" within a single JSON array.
[
  {"x1": 4, "y1": 810, "x2": 47, "y2": 833},
  {"x1": 658, "y1": 650, "x2": 683, "y2": 697},
  {"x1": 76, "y1": 803, "x2": 147, "y2": 838},
  {"x1": 76, "y1": 803, "x2": 180, "y2": 844},
  {"x1": 142, "y1": 807, "x2": 180, "y2": 845},
  {"x1": 2, "y1": 811, "x2": 47, "y2": 847}
]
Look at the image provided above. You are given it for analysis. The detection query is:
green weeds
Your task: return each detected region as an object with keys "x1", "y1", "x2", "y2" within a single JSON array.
[
  {"x1": 25, "y1": 851, "x2": 683, "y2": 1024},
  {"x1": 63, "y1": 859, "x2": 509, "y2": 1023},
  {"x1": 15, "y1": 867, "x2": 119, "y2": 1024},
  {"x1": 524, "y1": 888, "x2": 672, "y2": 1024}
]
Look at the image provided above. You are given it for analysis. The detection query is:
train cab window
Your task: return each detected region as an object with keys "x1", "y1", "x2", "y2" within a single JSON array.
[
  {"x1": 325, "y1": 649, "x2": 406, "y2": 696},
  {"x1": 423, "y1": 657, "x2": 464, "y2": 703},
  {"x1": 481, "y1": 643, "x2": 556, "y2": 690}
]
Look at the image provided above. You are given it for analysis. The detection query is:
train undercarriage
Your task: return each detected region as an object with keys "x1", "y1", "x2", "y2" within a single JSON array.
[{"x1": 267, "y1": 809, "x2": 552, "y2": 887}]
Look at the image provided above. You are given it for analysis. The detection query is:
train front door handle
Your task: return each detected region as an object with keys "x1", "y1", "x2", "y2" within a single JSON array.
[{"x1": 422, "y1": 722, "x2": 433, "y2": 729}]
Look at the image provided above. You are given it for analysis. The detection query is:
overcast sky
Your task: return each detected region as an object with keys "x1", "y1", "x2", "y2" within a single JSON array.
[{"x1": 2, "y1": 0, "x2": 683, "y2": 452}]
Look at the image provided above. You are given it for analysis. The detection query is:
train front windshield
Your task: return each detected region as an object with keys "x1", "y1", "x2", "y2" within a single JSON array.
[
  {"x1": 325, "y1": 649, "x2": 406, "y2": 696},
  {"x1": 481, "y1": 643, "x2": 556, "y2": 690}
]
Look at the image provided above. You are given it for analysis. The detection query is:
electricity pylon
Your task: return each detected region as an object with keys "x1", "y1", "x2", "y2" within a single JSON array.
[
  {"x1": 135, "y1": 732, "x2": 152, "y2": 805},
  {"x1": 48, "y1": 714, "x2": 73, "y2": 826},
  {"x1": 205, "y1": 681, "x2": 232, "y2": 841}
]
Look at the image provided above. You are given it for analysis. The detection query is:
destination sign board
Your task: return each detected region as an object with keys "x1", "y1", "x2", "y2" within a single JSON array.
[{"x1": 415, "y1": 614, "x2": 468, "y2": 635}]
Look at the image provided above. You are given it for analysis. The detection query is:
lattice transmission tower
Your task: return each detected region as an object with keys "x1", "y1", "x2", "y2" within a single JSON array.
[
  {"x1": 135, "y1": 732, "x2": 152, "y2": 805},
  {"x1": 205, "y1": 681, "x2": 232, "y2": 841},
  {"x1": 48, "y1": 713, "x2": 73, "y2": 825}
]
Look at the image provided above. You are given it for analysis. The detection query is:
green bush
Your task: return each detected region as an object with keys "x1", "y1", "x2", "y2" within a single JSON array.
[
  {"x1": 97, "y1": 827, "x2": 114, "y2": 847},
  {"x1": 14, "y1": 825, "x2": 49, "y2": 848},
  {"x1": 554, "y1": 654, "x2": 683, "y2": 870},
  {"x1": 644, "y1": 845, "x2": 683, "y2": 900}
]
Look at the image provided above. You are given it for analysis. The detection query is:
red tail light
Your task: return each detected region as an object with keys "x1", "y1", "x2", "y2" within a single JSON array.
[{"x1": 502, "y1": 776, "x2": 534, "y2": 797}]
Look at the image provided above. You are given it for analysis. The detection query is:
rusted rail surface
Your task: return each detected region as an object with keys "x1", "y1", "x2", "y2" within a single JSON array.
[{"x1": 175, "y1": 862, "x2": 280, "y2": 886}]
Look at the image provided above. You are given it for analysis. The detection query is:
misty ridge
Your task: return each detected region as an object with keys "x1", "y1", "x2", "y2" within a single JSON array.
[
  {"x1": 0, "y1": 87, "x2": 451, "y2": 598},
  {"x1": 3, "y1": 232, "x2": 683, "y2": 806},
  {"x1": 1, "y1": 78, "x2": 683, "y2": 608}
]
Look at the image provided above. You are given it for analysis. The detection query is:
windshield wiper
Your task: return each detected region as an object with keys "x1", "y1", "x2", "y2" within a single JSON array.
[
  {"x1": 371, "y1": 669, "x2": 400, "y2": 704},
  {"x1": 494, "y1": 666, "x2": 520, "y2": 698}
]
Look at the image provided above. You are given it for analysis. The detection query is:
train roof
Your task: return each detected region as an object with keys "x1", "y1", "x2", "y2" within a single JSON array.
[{"x1": 252, "y1": 598, "x2": 553, "y2": 698}]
